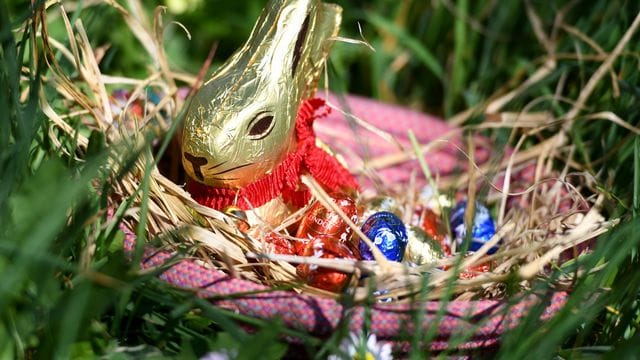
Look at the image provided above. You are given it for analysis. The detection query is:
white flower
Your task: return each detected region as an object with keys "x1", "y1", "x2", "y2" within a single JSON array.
[
  {"x1": 199, "y1": 349, "x2": 237, "y2": 360},
  {"x1": 329, "y1": 332, "x2": 393, "y2": 360}
]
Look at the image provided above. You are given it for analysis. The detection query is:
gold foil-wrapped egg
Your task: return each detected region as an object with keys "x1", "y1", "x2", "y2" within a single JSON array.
[{"x1": 404, "y1": 225, "x2": 444, "y2": 265}]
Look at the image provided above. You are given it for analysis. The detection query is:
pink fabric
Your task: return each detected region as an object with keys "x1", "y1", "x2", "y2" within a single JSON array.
[
  {"x1": 124, "y1": 231, "x2": 567, "y2": 352},
  {"x1": 122, "y1": 94, "x2": 568, "y2": 352},
  {"x1": 315, "y1": 93, "x2": 490, "y2": 187}
]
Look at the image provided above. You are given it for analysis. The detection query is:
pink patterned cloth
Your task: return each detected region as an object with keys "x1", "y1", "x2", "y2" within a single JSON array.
[
  {"x1": 124, "y1": 232, "x2": 566, "y2": 352},
  {"x1": 315, "y1": 93, "x2": 490, "y2": 187},
  {"x1": 123, "y1": 94, "x2": 568, "y2": 352}
]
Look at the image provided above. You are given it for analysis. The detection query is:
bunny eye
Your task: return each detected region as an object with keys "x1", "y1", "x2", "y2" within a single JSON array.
[{"x1": 247, "y1": 112, "x2": 275, "y2": 140}]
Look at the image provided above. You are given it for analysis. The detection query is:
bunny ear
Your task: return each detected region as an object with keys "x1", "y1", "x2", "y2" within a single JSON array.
[{"x1": 292, "y1": 13, "x2": 311, "y2": 76}]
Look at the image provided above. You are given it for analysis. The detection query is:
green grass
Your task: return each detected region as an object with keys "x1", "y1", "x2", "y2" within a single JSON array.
[{"x1": 2, "y1": 0, "x2": 640, "y2": 358}]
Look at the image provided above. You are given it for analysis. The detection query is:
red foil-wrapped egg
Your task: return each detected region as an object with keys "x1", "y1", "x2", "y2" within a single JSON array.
[
  {"x1": 297, "y1": 237, "x2": 357, "y2": 292},
  {"x1": 263, "y1": 232, "x2": 295, "y2": 255},
  {"x1": 459, "y1": 262, "x2": 493, "y2": 280},
  {"x1": 421, "y1": 209, "x2": 451, "y2": 256},
  {"x1": 295, "y1": 193, "x2": 358, "y2": 255},
  {"x1": 441, "y1": 258, "x2": 494, "y2": 279}
]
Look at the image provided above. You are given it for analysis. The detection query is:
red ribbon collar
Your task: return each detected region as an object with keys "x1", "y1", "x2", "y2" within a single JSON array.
[{"x1": 186, "y1": 98, "x2": 358, "y2": 211}]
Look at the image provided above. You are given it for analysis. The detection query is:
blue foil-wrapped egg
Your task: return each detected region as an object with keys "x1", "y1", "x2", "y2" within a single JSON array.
[
  {"x1": 450, "y1": 200, "x2": 498, "y2": 254},
  {"x1": 359, "y1": 212, "x2": 408, "y2": 262}
]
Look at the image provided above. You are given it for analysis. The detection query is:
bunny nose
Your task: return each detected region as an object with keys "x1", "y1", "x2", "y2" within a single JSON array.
[{"x1": 183, "y1": 152, "x2": 209, "y2": 181}]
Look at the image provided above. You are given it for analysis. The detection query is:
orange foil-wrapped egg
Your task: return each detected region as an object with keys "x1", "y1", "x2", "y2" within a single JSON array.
[
  {"x1": 263, "y1": 232, "x2": 295, "y2": 255},
  {"x1": 421, "y1": 209, "x2": 451, "y2": 256},
  {"x1": 297, "y1": 237, "x2": 357, "y2": 292},
  {"x1": 294, "y1": 193, "x2": 358, "y2": 255}
]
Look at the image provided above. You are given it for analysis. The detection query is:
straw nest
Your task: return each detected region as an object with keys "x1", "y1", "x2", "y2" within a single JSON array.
[{"x1": 33, "y1": 1, "x2": 628, "y2": 303}]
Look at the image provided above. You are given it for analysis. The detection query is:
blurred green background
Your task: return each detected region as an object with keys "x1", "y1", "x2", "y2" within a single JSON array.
[
  {"x1": 2, "y1": 0, "x2": 640, "y2": 358},
  {"x1": 12, "y1": 0, "x2": 629, "y2": 119}
]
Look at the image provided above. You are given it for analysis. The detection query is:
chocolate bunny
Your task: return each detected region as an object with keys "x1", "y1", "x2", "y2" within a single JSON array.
[{"x1": 181, "y1": 0, "x2": 357, "y2": 226}]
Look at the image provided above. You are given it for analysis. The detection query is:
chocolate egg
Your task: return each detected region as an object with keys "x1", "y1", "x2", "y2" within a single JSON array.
[
  {"x1": 359, "y1": 212, "x2": 408, "y2": 262},
  {"x1": 404, "y1": 225, "x2": 444, "y2": 265},
  {"x1": 297, "y1": 237, "x2": 357, "y2": 292},
  {"x1": 263, "y1": 232, "x2": 295, "y2": 255},
  {"x1": 421, "y1": 209, "x2": 451, "y2": 256},
  {"x1": 361, "y1": 196, "x2": 402, "y2": 220},
  {"x1": 459, "y1": 261, "x2": 493, "y2": 280},
  {"x1": 295, "y1": 193, "x2": 358, "y2": 255},
  {"x1": 450, "y1": 200, "x2": 498, "y2": 254},
  {"x1": 417, "y1": 185, "x2": 452, "y2": 214},
  {"x1": 373, "y1": 289, "x2": 394, "y2": 303},
  {"x1": 223, "y1": 205, "x2": 250, "y2": 232}
]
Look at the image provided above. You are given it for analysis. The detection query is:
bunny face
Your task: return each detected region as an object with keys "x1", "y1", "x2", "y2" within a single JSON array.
[
  {"x1": 181, "y1": 71, "x2": 298, "y2": 188},
  {"x1": 182, "y1": 0, "x2": 341, "y2": 189}
]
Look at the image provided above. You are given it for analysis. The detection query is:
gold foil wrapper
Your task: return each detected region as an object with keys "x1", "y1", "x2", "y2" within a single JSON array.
[
  {"x1": 360, "y1": 196, "x2": 402, "y2": 221},
  {"x1": 181, "y1": 0, "x2": 343, "y2": 189},
  {"x1": 418, "y1": 186, "x2": 452, "y2": 216},
  {"x1": 404, "y1": 225, "x2": 444, "y2": 265}
]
